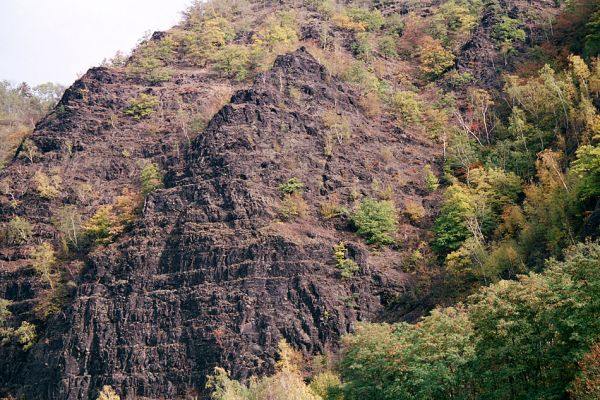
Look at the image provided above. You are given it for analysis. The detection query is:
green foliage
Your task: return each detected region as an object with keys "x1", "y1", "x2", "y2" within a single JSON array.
[
  {"x1": 253, "y1": 11, "x2": 299, "y2": 50},
  {"x1": 4, "y1": 216, "x2": 33, "y2": 245},
  {"x1": 207, "y1": 340, "x2": 321, "y2": 400},
  {"x1": 352, "y1": 198, "x2": 398, "y2": 246},
  {"x1": 491, "y1": 16, "x2": 526, "y2": 60},
  {"x1": 14, "y1": 321, "x2": 37, "y2": 351},
  {"x1": 492, "y1": 16, "x2": 526, "y2": 43},
  {"x1": 333, "y1": 241, "x2": 359, "y2": 278},
  {"x1": 34, "y1": 169, "x2": 62, "y2": 199},
  {"x1": 124, "y1": 93, "x2": 159, "y2": 120},
  {"x1": 584, "y1": 9, "x2": 600, "y2": 58},
  {"x1": 468, "y1": 242, "x2": 600, "y2": 398},
  {"x1": 346, "y1": 7, "x2": 385, "y2": 31},
  {"x1": 351, "y1": 33, "x2": 374, "y2": 62},
  {"x1": 278, "y1": 177, "x2": 304, "y2": 196},
  {"x1": 423, "y1": 165, "x2": 439, "y2": 192},
  {"x1": 31, "y1": 242, "x2": 57, "y2": 289},
  {"x1": 212, "y1": 44, "x2": 251, "y2": 81},
  {"x1": 341, "y1": 241, "x2": 600, "y2": 399},
  {"x1": 0, "y1": 81, "x2": 64, "y2": 164},
  {"x1": 309, "y1": 372, "x2": 343, "y2": 400},
  {"x1": 341, "y1": 61, "x2": 387, "y2": 98},
  {"x1": 432, "y1": 185, "x2": 474, "y2": 255},
  {"x1": 572, "y1": 144, "x2": 600, "y2": 202},
  {"x1": 141, "y1": 162, "x2": 164, "y2": 196},
  {"x1": 377, "y1": 35, "x2": 398, "y2": 58},
  {"x1": 419, "y1": 37, "x2": 455, "y2": 80},
  {"x1": 341, "y1": 307, "x2": 474, "y2": 400},
  {"x1": 126, "y1": 36, "x2": 174, "y2": 83},
  {"x1": 390, "y1": 91, "x2": 422, "y2": 125}
]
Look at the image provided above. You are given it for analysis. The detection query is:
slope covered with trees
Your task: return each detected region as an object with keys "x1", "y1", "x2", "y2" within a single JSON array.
[{"x1": 0, "y1": 0, "x2": 599, "y2": 398}]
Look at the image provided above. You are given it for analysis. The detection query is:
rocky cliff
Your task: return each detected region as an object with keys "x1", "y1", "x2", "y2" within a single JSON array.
[
  {"x1": 0, "y1": 0, "x2": 567, "y2": 397},
  {"x1": 0, "y1": 48, "x2": 437, "y2": 398}
]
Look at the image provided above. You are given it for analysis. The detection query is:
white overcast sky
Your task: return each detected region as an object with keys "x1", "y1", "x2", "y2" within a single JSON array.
[{"x1": 0, "y1": 0, "x2": 193, "y2": 86}]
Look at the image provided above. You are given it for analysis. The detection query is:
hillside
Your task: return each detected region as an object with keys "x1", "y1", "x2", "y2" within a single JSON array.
[{"x1": 1, "y1": 0, "x2": 599, "y2": 399}]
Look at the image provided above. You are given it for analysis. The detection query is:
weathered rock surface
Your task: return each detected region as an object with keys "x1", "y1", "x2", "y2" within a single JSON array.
[{"x1": 1, "y1": 48, "x2": 437, "y2": 399}]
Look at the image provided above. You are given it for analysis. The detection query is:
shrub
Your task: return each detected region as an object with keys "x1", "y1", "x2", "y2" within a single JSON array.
[
  {"x1": 207, "y1": 340, "x2": 320, "y2": 400},
  {"x1": 126, "y1": 38, "x2": 174, "y2": 84},
  {"x1": 334, "y1": 241, "x2": 360, "y2": 278},
  {"x1": 390, "y1": 91, "x2": 422, "y2": 125},
  {"x1": 124, "y1": 93, "x2": 159, "y2": 120},
  {"x1": 34, "y1": 170, "x2": 61, "y2": 199},
  {"x1": 5, "y1": 216, "x2": 32, "y2": 245},
  {"x1": 212, "y1": 44, "x2": 251, "y2": 81},
  {"x1": 323, "y1": 111, "x2": 352, "y2": 155},
  {"x1": 278, "y1": 177, "x2": 304, "y2": 196},
  {"x1": 279, "y1": 193, "x2": 308, "y2": 219},
  {"x1": 84, "y1": 205, "x2": 120, "y2": 245},
  {"x1": 253, "y1": 11, "x2": 299, "y2": 51},
  {"x1": 309, "y1": 372, "x2": 344, "y2": 400},
  {"x1": 341, "y1": 61, "x2": 386, "y2": 97},
  {"x1": 31, "y1": 242, "x2": 57, "y2": 289},
  {"x1": 404, "y1": 200, "x2": 426, "y2": 224},
  {"x1": 378, "y1": 35, "x2": 398, "y2": 58},
  {"x1": 351, "y1": 33, "x2": 374, "y2": 61},
  {"x1": 140, "y1": 162, "x2": 163, "y2": 196},
  {"x1": 352, "y1": 198, "x2": 398, "y2": 245},
  {"x1": 346, "y1": 7, "x2": 385, "y2": 31},
  {"x1": 420, "y1": 37, "x2": 455, "y2": 80},
  {"x1": 53, "y1": 206, "x2": 82, "y2": 251},
  {"x1": 14, "y1": 321, "x2": 37, "y2": 351},
  {"x1": 424, "y1": 165, "x2": 440, "y2": 192},
  {"x1": 331, "y1": 14, "x2": 367, "y2": 32},
  {"x1": 321, "y1": 195, "x2": 348, "y2": 219},
  {"x1": 97, "y1": 386, "x2": 121, "y2": 400}
]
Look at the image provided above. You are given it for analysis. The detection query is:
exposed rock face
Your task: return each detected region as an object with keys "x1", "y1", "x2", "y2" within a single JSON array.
[{"x1": 1, "y1": 48, "x2": 437, "y2": 399}]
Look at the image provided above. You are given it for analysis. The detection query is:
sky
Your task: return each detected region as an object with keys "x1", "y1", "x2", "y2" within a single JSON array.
[{"x1": 0, "y1": 0, "x2": 193, "y2": 87}]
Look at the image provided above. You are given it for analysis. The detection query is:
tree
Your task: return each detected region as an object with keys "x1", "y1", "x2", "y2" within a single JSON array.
[
  {"x1": 571, "y1": 342, "x2": 600, "y2": 400},
  {"x1": 419, "y1": 37, "x2": 455, "y2": 80},
  {"x1": 5, "y1": 216, "x2": 33, "y2": 245},
  {"x1": 84, "y1": 205, "x2": 121, "y2": 245},
  {"x1": 54, "y1": 206, "x2": 82, "y2": 250},
  {"x1": 140, "y1": 162, "x2": 163, "y2": 196},
  {"x1": 97, "y1": 386, "x2": 120, "y2": 400},
  {"x1": 469, "y1": 242, "x2": 600, "y2": 398},
  {"x1": 31, "y1": 242, "x2": 56, "y2": 289},
  {"x1": 433, "y1": 185, "x2": 473, "y2": 255},
  {"x1": 340, "y1": 307, "x2": 474, "y2": 400},
  {"x1": 423, "y1": 165, "x2": 439, "y2": 192},
  {"x1": 206, "y1": 340, "x2": 321, "y2": 400},
  {"x1": 390, "y1": 91, "x2": 422, "y2": 126},
  {"x1": 34, "y1": 170, "x2": 61, "y2": 199},
  {"x1": 351, "y1": 198, "x2": 398, "y2": 246}
]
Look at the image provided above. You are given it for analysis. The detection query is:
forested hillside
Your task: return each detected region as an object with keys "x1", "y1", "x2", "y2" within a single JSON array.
[
  {"x1": 0, "y1": 81, "x2": 65, "y2": 167},
  {"x1": 0, "y1": 0, "x2": 599, "y2": 399}
]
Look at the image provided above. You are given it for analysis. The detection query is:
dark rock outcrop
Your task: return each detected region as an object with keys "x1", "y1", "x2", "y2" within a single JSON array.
[{"x1": 1, "y1": 48, "x2": 437, "y2": 399}]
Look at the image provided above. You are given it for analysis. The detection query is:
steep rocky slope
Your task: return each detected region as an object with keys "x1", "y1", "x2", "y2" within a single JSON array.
[
  {"x1": 1, "y1": 48, "x2": 437, "y2": 398},
  {"x1": 0, "y1": 0, "x2": 570, "y2": 398}
]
